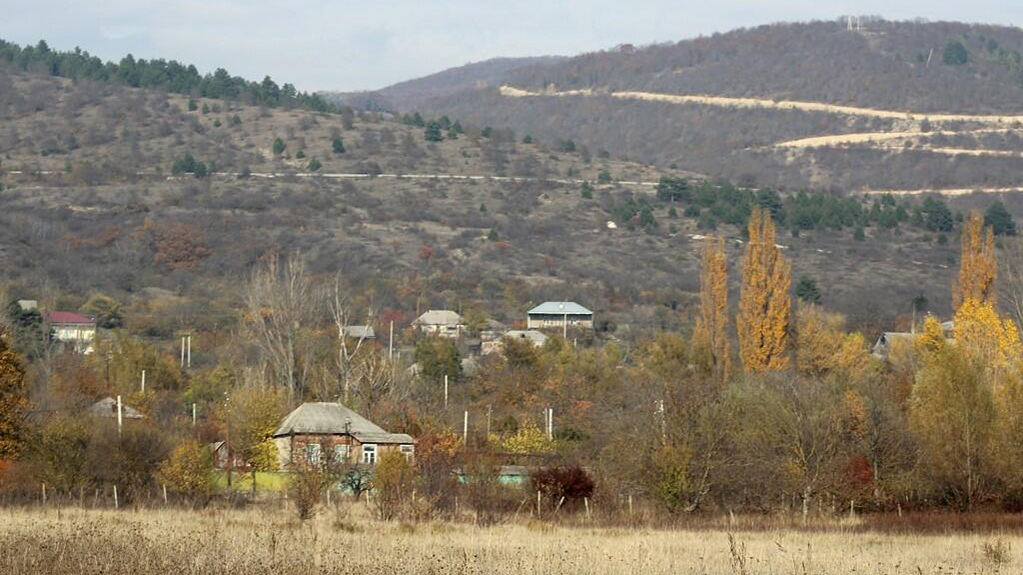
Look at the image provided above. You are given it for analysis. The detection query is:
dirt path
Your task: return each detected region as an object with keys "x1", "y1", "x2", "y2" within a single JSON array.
[{"x1": 500, "y1": 85, "x2": 1023, "y2": 125}]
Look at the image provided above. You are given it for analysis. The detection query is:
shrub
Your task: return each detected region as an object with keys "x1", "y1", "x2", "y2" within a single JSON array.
[
  {"x1": 372, "y1": 450, "x2": 414, "y2": 521},
  {"x1": 531, "y1": 465, "x2": 595, "y2": 510},
  {"x1": 157, "y1": 439, "x2": 215, "y2": 505},
  {"x1": 307, "y1": 158, "x2": 321, "y2": 172},
  {"x1": 288, "y1": 463, "x2": 332, "y2": 521}
]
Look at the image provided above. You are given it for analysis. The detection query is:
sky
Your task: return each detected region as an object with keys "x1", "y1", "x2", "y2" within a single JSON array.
[{"x1": 3, "y1": 1, "x2": 1023, "y2": 92}]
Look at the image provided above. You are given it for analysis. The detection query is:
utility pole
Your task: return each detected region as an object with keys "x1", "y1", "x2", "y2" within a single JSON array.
[
  {"x1": 463, "y1": 410, "x2": 469, "y2": 442},
  {"x1": 192, "y1": 403, "x2": 196, "y2": 426},
  {"x1": 388, "y1": 320, "x2": 394, "y2": 361},
  {"x1": 116, "y1": 395, "x2": 123, "y2": 436},
  {"x1": 187, "y1": 335, "x2": 191, "y2": 369},
  {"x1": 444, "y1": 375, "x2": 449, "y2": 408},
  {"x1": 486, "y1": 405, "x2": 493, "y2": 437},
  {"x1": 140, "y1": 370, "x2": 146, "y2": 393},
  {"x1": 180, "y1": 336, "x2": 185, "y2": 367}
]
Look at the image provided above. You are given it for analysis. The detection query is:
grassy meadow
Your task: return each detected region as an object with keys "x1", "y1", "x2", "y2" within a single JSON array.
[{"x1": 0, "y1": 504, "x2": 1019, "y2": 575}]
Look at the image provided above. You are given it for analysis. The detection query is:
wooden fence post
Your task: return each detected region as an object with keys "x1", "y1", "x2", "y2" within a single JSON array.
[{"x1": 113, "y1": 485, "x2": 119, "y2": 510}]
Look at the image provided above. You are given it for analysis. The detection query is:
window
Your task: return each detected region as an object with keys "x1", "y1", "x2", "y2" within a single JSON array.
[
  {"x1": 305, "y1": 443, "x2": 321, "y2": 466},
  {"x1": 400, "y1": 444, "x2": 414, "y2": 461},
  {"x1": 333, "y1": 444, "x2": 351, "y2": 463},
  {"x1": 361, "y1": 444, "x2": 377, "y2": 465}
]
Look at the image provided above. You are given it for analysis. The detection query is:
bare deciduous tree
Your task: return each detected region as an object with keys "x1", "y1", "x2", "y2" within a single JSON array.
[{"x1": 244, "y1": 253, "x2": 320, "y2": 395}]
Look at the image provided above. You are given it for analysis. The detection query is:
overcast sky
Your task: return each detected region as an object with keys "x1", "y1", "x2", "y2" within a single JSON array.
[{"x1": 3, "y1": 1, "x2": 1022, "y2": 92}]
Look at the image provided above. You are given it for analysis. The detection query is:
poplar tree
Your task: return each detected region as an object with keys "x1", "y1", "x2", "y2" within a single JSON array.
[
  {"x1": 737, "y1": 206, "x2": 791, "y2": 372},
  {"x1": 692, "y1": 235, "x2": 731, "y2": 384},
  {"x1": 954, "y1": 210, "x2": 996, "y2": 308}
]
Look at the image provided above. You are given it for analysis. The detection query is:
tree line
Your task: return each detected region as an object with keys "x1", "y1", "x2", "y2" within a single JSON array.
[{"x1": 0, "y1": 39, "x2": 338, "y2": 113}]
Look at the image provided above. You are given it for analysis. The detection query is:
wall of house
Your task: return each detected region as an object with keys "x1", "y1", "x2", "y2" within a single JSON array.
[
  {"x1": 526, "y1": 314, "x2": 593, "y2": 329},
  {"x1": 274, "y1": 434, "x2": 412, "y2": 469}
]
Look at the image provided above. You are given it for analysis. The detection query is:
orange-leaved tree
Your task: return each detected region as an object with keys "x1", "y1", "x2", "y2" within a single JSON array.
[
  {"x1": 737, "y1": 206, "x2": 791, "y2": 372},
  {"x1": 691, "y1": 235, "x2": 731, "y2": 384},
  {"x1": 0, "y1": 333, "x2": 28, "y2": 460},
  {"x1": 953, "y1": 210, "x2": 996, "y2": 309}
]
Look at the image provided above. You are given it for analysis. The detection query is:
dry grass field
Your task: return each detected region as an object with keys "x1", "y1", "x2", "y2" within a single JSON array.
[{"x1": 0, "y1": 504, "x2": 1019, "y2": 574}]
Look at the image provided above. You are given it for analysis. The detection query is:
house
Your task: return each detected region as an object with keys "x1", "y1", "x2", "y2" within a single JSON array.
[
  {"x1": 481, "y1": 330, "x2": 549, "y2": 355},
  {"x1": 88, "y1": 397, "x2": 144, "y2": 420},
  {"x1": 272, "y1": 402, "x2": 414, "y2": 469},
  {"x1": 342, "y1": 325, "x2": 376, "y2": 340},
  {"x1": 872, "y1": 320, "x2": 955, "y2": 358},
  {"x1": 526, "y1": 302, "x2": 593, "y2": 330},
  {"x1": 412, "y1": 310, "x2": 464, "y2": 338},
  {"x1": 45, "y1": 311, "x2": 97, "y2": 354}
]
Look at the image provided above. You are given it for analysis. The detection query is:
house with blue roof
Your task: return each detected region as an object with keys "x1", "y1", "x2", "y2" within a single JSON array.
[{"x1": 526, "y1": 301, "x2": 594, "y2": 330}]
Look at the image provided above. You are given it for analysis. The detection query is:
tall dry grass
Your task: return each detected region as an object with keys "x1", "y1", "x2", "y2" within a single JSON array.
[{"x1": 0, "y1": 504, "x2": 1019, "y2": 574}]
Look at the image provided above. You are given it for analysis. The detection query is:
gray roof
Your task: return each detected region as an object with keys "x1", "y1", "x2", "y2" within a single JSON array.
[
  {"x1": 528, "y1": 301, "x2": 592, "y2": 315},
  {"x1": 503, "y1": 330, "x2": 548, "y2": 345},
  {"x1": 272, "y1": 402, "x2": 413, "y2": 444},
  {"x1": 342, "y1": 325, "x2": 376, "y2": 339},
  {"x1": 88, "y1": 397, "x2": 144, "y2": 419},
  {"x1": 413, "y1": 310, "x2": 463, "y2": 326}
]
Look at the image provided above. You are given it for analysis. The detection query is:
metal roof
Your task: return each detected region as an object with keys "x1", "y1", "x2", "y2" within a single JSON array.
[
  {"x1": 527, "y1": 301, "x2": 592, "y2": 315},
  {"x1": 342, "y1": 325, "x2": 376, "y2": 339},
  {"x1": 46, "y1": 311, "x2": 96, "y2": 325},
  {"x1": 272, "y1": 402, "x2": 413, "y2": 444},
  {"x1": 503, "y1": 330, "x2": 549, "y2": 345}
]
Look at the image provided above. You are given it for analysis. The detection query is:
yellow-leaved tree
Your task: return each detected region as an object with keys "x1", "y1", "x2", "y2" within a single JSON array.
[
  {"x1": 691, "y1": 235, "x2": 731, "y2": 384},
  {"x1": 794, "y1": 305, "x2": 874, "y2": 381},
  {"x1": 954, "y1": 298, "x2": 1022, "y2": 371},
  {"x1": 953, "y1": 210, "x2": 997, "y2": 308},
  {"x1": 737, "y1": 206, "x2": 791, "y2": 372}
]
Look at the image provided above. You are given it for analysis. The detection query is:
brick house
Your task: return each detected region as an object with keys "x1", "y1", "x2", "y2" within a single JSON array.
[{"x1": 272, "y1": 402, "x2": 414, "y2": 469}]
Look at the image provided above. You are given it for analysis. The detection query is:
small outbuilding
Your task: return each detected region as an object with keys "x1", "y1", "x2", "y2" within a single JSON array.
[
  {"x1": 481, "y1": 330, "x2": 549, "y2": 355},
  {"x1": 272, "y1": 402, "x2": 414, "y2": 469}
]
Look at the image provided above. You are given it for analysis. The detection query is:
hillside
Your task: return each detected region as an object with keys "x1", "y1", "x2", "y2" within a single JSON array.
[
  {"x1": 0, "y1": 57, "x2": 999, "y2": 343},
  {"x1": 353, "y1": 18, "x2": 1023, "y2": 194},
  {"x1": 322, "y1": 56, "x2": 566, "y2": 112}
]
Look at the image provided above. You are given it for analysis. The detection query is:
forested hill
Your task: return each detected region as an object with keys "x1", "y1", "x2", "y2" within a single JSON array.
[
  {"x1": 352, "y1": 18, "x2": 1023, "y2": 194},
  {"x1": 0, "y1": 38, "x2": 337, "y2": 113}
]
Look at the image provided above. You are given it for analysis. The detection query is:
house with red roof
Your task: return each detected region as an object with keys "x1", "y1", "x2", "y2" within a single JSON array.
[{"x1": 45, "y1": 311, "x2": 97, "y2": 354}]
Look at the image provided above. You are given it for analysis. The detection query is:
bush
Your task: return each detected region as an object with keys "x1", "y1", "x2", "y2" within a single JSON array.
[
  {"x1": 288, "y1": 463, "x2": 333, "y2": 521},
  {"x1": 373, "y1": 450, "x2": 414, "y2": 521},
  {"x1": 157, "y1": 439, "x2": 214, "y2": 505},
  {"x1": 307, "y1": 158, "x2": 321, "y2": 172},
  {"x1": 531, "y1": 465, "x2": 595, "y2": 511}
]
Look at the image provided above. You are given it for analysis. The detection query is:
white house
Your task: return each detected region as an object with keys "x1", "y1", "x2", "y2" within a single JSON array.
[
  {"x1": 526, "y1": 302, "x2": 594, "y2": 330},
  {"x1": 412, "y1": 310, "x2": 465, "y2": 338},
  {"x1": 45, "y1": 311, "x2": 97, "y2": 354}
]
